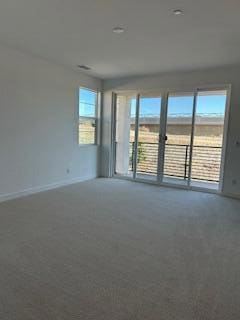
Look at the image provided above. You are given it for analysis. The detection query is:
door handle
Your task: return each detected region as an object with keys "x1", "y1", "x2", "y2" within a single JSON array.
[{"x1": 159, "y1": 135, "x2": 168, "y2": 142}]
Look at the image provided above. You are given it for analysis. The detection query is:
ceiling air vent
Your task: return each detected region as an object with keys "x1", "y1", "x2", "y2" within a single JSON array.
[{"x1": 78, "y1": 65, "x2": 91, "y2": 71}]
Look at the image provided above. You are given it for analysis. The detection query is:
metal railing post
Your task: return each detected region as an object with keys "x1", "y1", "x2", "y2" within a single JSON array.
[{"x1": 184, "y1": 145, "x2": 189, "y2": 180}]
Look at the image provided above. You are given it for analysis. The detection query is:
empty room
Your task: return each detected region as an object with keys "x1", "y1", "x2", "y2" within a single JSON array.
[{"x1": 0, "y1": 0, "x2": 240, "y2": 319}]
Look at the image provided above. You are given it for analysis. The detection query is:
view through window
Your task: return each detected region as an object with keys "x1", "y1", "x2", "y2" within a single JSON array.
[{"x1": 79, "y1": 88, "x2": 98, "y2": 144}]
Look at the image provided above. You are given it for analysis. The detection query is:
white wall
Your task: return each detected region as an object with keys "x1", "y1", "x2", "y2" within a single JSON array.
[
  {"x1": 0, "y1": 45, "x2": 102, "y2": 202},
  {"x1": 102, "y1": 67, "x2": 240, "y2": 198}
]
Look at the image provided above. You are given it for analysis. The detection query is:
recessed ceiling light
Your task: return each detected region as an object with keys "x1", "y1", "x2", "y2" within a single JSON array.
[
  {"x1": 78, "y1": 65, "x2": 91, "y2": 71},
  {"x1": 113, "y1": 26, "x2": 125, "y2": 34},
  {"x1": 173, "y1": 9, "x2": 183, "y2": 15}
]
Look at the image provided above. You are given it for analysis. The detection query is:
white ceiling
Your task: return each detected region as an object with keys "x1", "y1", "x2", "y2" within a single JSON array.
[{"x1": 0, "y1": 0, "x2": 239, "y2": 79}]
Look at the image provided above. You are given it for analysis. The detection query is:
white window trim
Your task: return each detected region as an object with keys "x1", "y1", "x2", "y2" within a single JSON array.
[{"x1": 78, "y1": 87, "x2": 99, "y2": 146}]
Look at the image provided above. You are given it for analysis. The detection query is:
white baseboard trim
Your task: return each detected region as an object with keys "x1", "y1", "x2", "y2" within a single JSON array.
[{"x1": 0, "y1": 175, "x2": 97, "y2": 203}]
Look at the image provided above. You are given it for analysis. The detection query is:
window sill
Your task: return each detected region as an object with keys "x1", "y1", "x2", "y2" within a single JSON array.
[{"x1": 78, "y1": 144, "x2": 98, "y2": 147}]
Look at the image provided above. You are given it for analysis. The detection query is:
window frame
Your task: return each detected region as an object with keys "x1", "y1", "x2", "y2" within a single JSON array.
[{"x1": 78, "y1": 87, "x2": 99, "y2": 146}]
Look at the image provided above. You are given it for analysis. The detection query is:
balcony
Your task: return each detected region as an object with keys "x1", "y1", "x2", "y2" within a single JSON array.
[{"x1": 129, "y1": 142, "x2": 222, "y2": 183}]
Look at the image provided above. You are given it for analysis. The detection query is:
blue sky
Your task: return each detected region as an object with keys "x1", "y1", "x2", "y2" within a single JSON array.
[
  {"x1": 79, "y1": 88, "x2": 227, "y2": 118},
  {"x1": 131, "y1": 94, "x2": 227, "y2": 117},
  {"x1": 79, "y1": 88, "x2": 97, "y2": 117}
]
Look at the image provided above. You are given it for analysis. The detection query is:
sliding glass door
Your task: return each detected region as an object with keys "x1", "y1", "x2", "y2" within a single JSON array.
[
  {"x1": 114, "y1": 87, "x2": 228, "y2": 191},
  {"x1": 163, "y1": 92, "x2": 194, "y2": 185},
  {"x1": 190, "y1": 90, "x2": 227, "y2": 189},
  {"x1": 136, "y1": 94, "x2": 162, "y2": 181}
]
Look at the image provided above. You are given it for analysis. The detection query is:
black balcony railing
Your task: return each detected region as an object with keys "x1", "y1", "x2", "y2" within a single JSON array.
[{"x1": 129, "y1": 142, "x2": 222, "y2": 182}]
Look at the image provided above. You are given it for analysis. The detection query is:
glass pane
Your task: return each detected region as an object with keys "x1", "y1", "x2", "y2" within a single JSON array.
[
  {"x1": 79, "y1": 119, "x2": 96, "y2": 144},
  {"x1": 191, "y1": 90, "x2": 227, "y2": 189},
  {"x1": 115, "y1": 95, "x2": 137, "y2": 178},
  {"x1": 79, "y1": 88, "x2": 97, "y2": 117},
  {"x1": 136, "y1": 95, "x2": 161, "y2": 180},
  {"x1": 79, "y1": 102, "x2": 96, "y2": 117},
  {"x1": 163, "y1": 93, "x2": 194, "y2": 185}
]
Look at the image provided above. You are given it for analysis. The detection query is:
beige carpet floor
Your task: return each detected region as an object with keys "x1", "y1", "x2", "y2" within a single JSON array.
[{"x1": 0, "y1": 178, "x2": 240, "y2": 320}]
